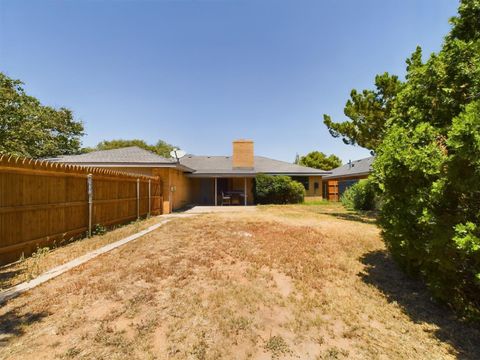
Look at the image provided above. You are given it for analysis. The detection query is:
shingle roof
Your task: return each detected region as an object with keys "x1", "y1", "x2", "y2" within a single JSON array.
[
  {"x1": 322, "y1": 156, "x2": 374, "y2": 179},
  {"x1": 255, "y1": 156, "x2": 330, "y2": 175},
  {"x1": 180, "y1": 155, "x2": 330, "y2": 176},
  {"x1": 47, "y1": 146, "x2": 332, "y2": 176},
  {"x1": 48, "y1": 146, "x2": 176, "y2": 165}
]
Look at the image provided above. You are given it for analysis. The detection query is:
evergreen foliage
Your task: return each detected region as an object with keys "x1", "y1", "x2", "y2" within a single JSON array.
[
  {"x1": 371, "y1": 0, "x2": 480, "y2": 319},
  {"x1": 296, "y1": 151, "x2": 342, "y2": 170}
]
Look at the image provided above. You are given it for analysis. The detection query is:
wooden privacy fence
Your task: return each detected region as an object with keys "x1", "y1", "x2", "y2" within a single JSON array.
[
  {"x1": 0, "y1": 155, "x2": 163, "y2": 265},
  {"x1": 327, "y1": 180, "x2": 339, "y2": 201}
]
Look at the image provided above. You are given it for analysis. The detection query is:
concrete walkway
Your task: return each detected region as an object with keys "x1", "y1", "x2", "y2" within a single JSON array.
[
  {"x1": 184, "y1": 205, "x2": 258, "y2": 214},
  {"x1": 0, "y1": 213, "x2": 195, "y2": 304}
]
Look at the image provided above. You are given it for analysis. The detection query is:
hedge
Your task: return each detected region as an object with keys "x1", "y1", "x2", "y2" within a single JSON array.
[{"x1": 254, "y1": 174, "x2": 305, "y2": 204}]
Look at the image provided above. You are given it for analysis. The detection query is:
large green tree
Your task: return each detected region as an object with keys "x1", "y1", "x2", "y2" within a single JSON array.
[
  {"x1": 0, "y1": 73, "x2": 84, "y2": 158},
  {"x1": 295, "y1": 151, "x2": 341, "y2": 170},
  {"x1": 372, "y1": 0, "x2": 480, "y2": 318},
  {"x1": 323, "y1": 72, "x2": 403, "y2": 151},
  {"x1": 84, "y1": 139, "x2": 177, "y2": 158}
]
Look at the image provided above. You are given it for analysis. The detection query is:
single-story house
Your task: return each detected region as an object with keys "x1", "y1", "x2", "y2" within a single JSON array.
[
  {"x1": 51, "y1": 140, "x2": 330, "y2": 213},
  {"x1": 322, "y1": 156, "x2": 374, "y2": 201}
]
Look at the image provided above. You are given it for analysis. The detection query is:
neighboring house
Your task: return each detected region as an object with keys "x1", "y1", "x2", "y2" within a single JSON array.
[
  {"x1": 50, "y1": 140, "x2": 330, "y2": 213},
  {"x1": 322, "y1": 156, "x2": 374, "y2": 201}
]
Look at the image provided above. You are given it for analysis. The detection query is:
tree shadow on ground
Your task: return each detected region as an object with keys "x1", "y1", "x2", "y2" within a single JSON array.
[
  {"x1": 0, "y1": 268, "x2": 24, "y2": 290},
  {"x1": 325, "y1": 212, "x2": 377, "y2": 225},
  {"x1": 0, "y1": 306, "x2": 49, "y2": 346},
  {"x1": 359, "y1": 250, "x2": 480, "y2": 359}
]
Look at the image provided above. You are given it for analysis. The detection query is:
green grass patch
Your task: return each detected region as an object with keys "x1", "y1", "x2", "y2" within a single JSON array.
[{"x1": 301, "y1": 200, "x2": 331, "y2": 206}]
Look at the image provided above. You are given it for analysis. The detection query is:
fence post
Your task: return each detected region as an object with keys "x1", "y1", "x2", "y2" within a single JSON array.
[
  {"x1": 87, "y1": 174, "x2": 93, "y2": 237},
  {"x1": 148, "y1": 179, "x2": 151, "y2": 217},
  {"x1": 136, "y1": 178, "x2": 140, "y2": 219}
]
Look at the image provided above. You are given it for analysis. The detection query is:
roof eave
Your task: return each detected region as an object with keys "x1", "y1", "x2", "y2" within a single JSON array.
[
  {"x1": 260, "y1": 172, "x2": 331, "y2": 176},
  {"x1": 186, "y1": 171, "x2": 331, "y2": 178},
  {"x1": 53, "y1": 162, "x2": 178, "y2": 168},
  {"x1": 323, "y1": 171, "x2": 371, "y2": 180},
  {"x1": 186, "y1": 173, "x2": 256, "y2": 178}
]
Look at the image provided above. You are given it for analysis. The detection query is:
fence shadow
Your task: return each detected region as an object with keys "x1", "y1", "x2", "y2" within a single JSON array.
[
  {"x1": 359, "y1": 250, "x2": 480, "y2": 359},
  {"x1": 0, "y1": 307, "x2": 50, "y2": 346}
]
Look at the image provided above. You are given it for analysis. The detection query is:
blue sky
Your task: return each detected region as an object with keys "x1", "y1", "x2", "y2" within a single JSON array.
[{"x1": 0, "y1": 0, "x2": 458, "y2": 162}]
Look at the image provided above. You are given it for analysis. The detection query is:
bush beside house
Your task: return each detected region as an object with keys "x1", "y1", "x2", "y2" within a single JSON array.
[
  {"x1": 341, "y1": 178, "x2": 378, "y2": 211},
  {"x1": 254, "y1": 174, "x2": 305, "y2": 204}
]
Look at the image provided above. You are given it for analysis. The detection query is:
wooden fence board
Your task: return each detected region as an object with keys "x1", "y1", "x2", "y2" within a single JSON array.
[
  {"x1": 0, "y1": 155, "x2": 163, "y2": 265},
  {"x1": 327, "y1": 180, "x2": 339, "y2": 202}
]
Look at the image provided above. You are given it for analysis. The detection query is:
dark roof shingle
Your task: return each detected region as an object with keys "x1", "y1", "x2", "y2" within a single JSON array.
[
  {"x1": 323, "y1": 156, "x2": 374, "y2": 179},
  {"x1": 180, "y1": 155, "x2": 330, "y2": 176},
  {"x1": 47, "y1": 146, "x2": 332, "y2": 176},
  {"x1": 48, "y1": 146, "x2": 175, "y2": 165}
]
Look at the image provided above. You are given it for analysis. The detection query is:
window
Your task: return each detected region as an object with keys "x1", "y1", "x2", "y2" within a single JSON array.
[
  {"x1": 292, "y1": 176, "x2": 309, "y2": 191},
  {"x1": 338, "y1": 179, "x2": 358, "y2": 196}
]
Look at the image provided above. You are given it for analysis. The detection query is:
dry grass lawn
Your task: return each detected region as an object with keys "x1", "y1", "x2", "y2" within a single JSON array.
[
  {"x1": 0, "y1": 204, "x2": 479, "y2": 359},
  {"x1": 0, "y1": 216, "x2": 164, "y2": 290}
]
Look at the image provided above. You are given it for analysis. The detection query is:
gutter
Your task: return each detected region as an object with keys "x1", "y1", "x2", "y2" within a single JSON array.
[
  {"x1": 186, "y1": 171, "x2": 331, "y2": 178},
  {"x1": 322, "y1": 171, "x2": 371, "y2": 180},
  {"x1": 261, "y1": 172, "x2": 331, "y2": 176}
]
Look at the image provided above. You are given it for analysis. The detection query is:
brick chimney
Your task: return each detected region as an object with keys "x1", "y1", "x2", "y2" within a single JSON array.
[{"x1": 232, "y1": 139, "x2": 254, "y2": 169}]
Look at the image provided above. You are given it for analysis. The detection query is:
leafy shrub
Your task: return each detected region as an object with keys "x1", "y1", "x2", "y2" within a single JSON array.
[
  {"x1": 374, "y1": 101, "x2": 480, "y2": 320},
  {"x1": 287, "y1": 181, "x2": 306, "y2": 204},
  {"x1": 312, "y1": 0, "x2": 480, "y2": 319},
  {"x1": 341, "y1": 179, "x2": 377, "y2": 211},
  {"x1": 369, "y1": 0, "x2": 480, "y2": 320},
  {"x1": 92, "y1": 224, "x2": 107, "y2": 236},
  {"x1": 340, "y1": 186, "x2": 355, "y2": 209},
  {"x1": 254, "y1": 174, "x2": 305, "y2": 204}
]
